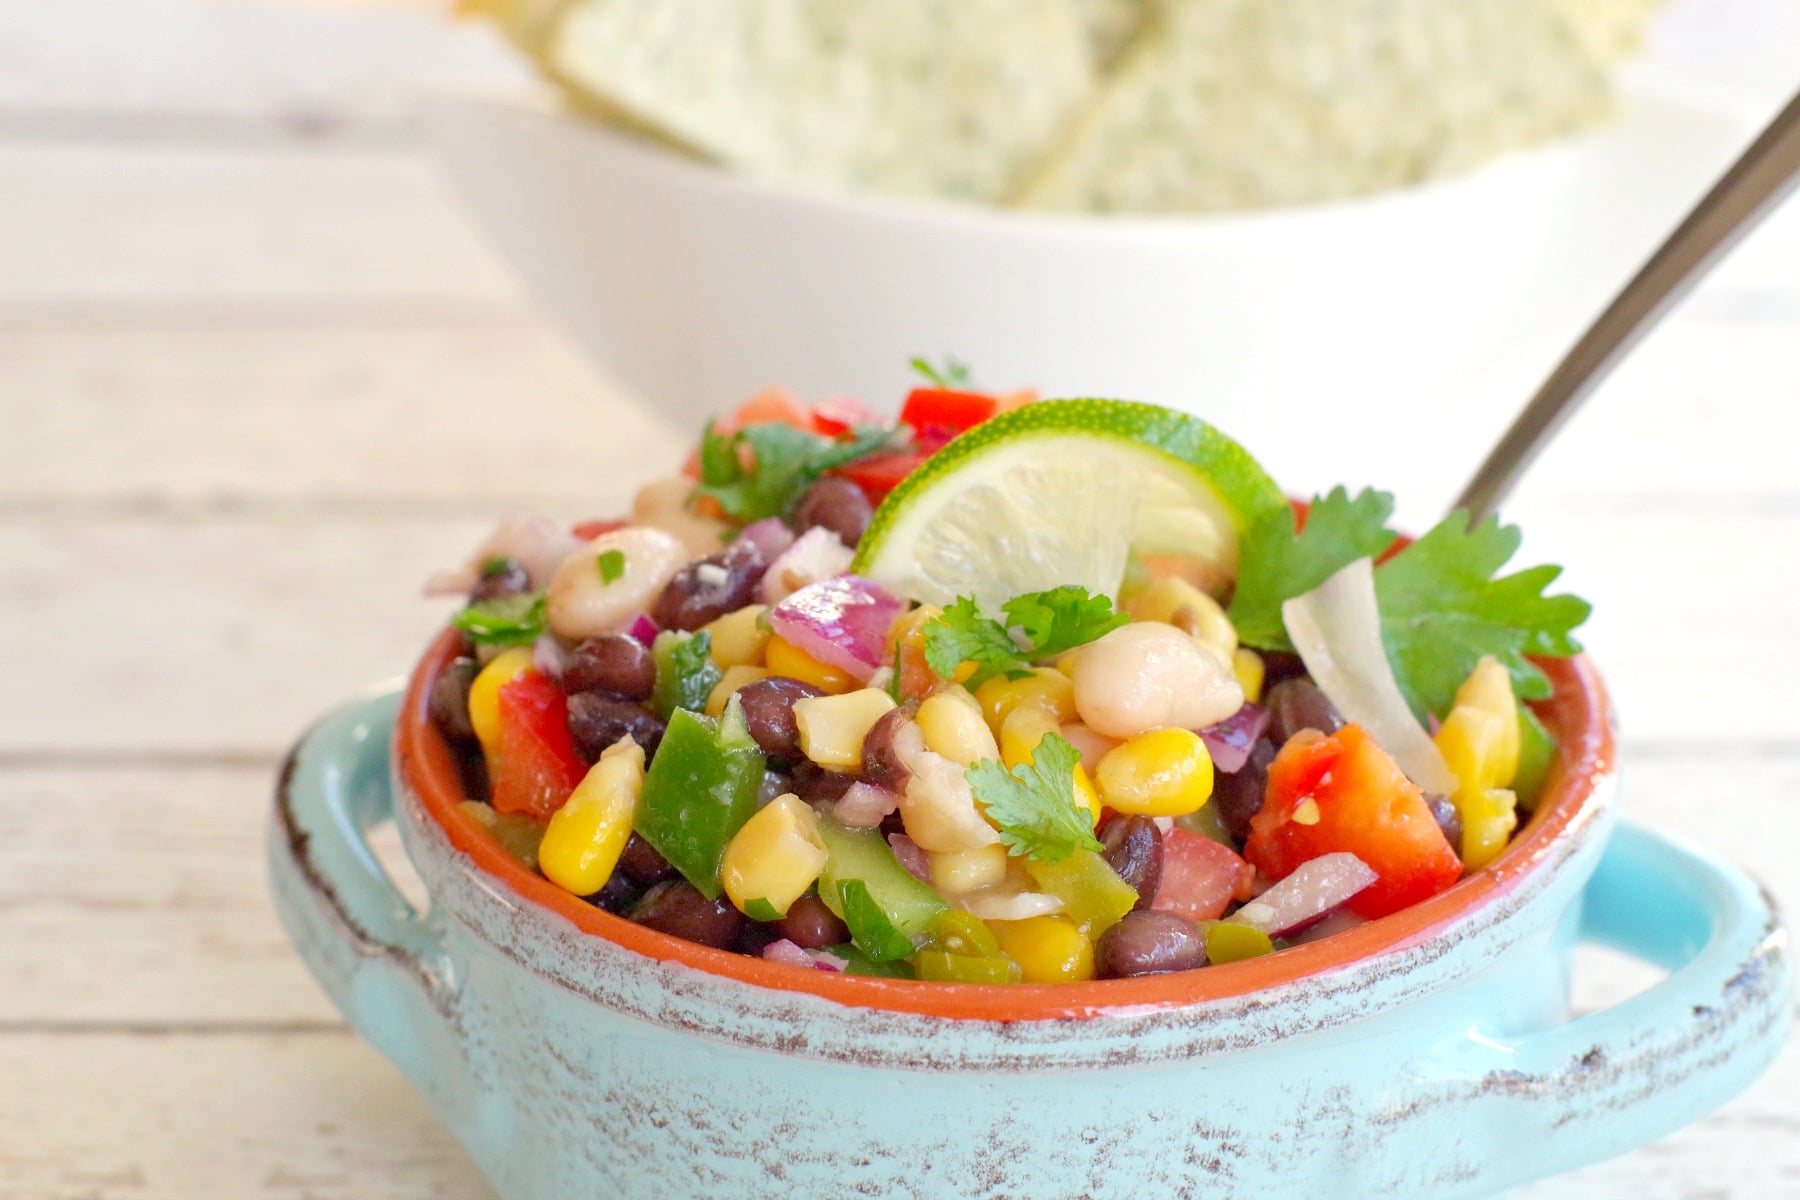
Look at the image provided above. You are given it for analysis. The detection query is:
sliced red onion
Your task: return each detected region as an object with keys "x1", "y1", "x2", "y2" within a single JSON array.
[
  {"x1": 887, "y1": 832, "x2": 931, "y2": 882},
  {"x1": 1229, "y1": 852, "x2": 1377, "y2": 938},
  {"x1": 1199, "y1": 703, "x2": 1269, "y2": 773},
  {"x1": 531, "y1": 634, "x2": 569, "y2": 680},
  {"x1": 832, "y1": 781, "x2": 900, "y2": 829},
  {"x1": 734, "y1": 517, "x2": 796, "y2": 563},
  {"x1": 761, "y1": 527, "x2": 854, "y2": 606},
  {"x1": 767, "y1": 575, "x2": 906, "y2": 681},
  {"x1": 760, "y1": 940, "x2": 847, "y2": 972},
  {"x1": 625, "y1": 612, "x2": 660, "y2": 646},
  {"x1": 423, "y1": 509, "x2": 586, "y2": 596},
  {"x1": 1281, "y1": 907, "x2": 1367, "y2": 947}
]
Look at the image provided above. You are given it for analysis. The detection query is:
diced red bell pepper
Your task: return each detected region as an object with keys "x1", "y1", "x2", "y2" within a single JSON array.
[
  {"x1": 831, "y1": 450, "x2": 931, "y2": 506},
  {"x1": 1244, "y1": 724, "x2": 1461, "y2": 919},
  {"x1": 490, "y1": 672, "x2": 589, "y2": 820},
  {"x1": 570, "y1": 517, "x2": 628, "y2": 541},
  {"x1": 1152, "y1": 828, "x2": 1254, "y2": 922},
  {"x1": 899, "y1": 388, "x2": 999, "y2": 437},
  {"x1": 809, "y1": 395, "x2": 885, "y2": 436}
]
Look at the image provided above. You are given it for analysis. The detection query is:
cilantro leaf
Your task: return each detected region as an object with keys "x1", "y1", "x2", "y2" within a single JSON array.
[
  {"x1": 965, "y1": 734, "x2": 1102, "y2": 864},
  {"x1": 450, "y1": 591, "x2": 546, "y2": 648},
  {"x1": 922, "y1": 596, "x2": 1022, "y2": 687},
  {"x1": 909, "y1": 355, "x2": 972, "y2": 390},
  {"x1": 1001, "y1": 585, "x2": 1129, "y2": 659},
  {"x1": 1374, "y1": 511, "x2": 1591, "y2": 720},
  {"x1": 1228, "y1": 486, "x2": 1398, "y2": 652},
  {"x1": 923, "y1": 586, "x2": 1127, "y2": 688},
  {"x1": 694, "y1": 422, "x2": 901, "y2": 523}
]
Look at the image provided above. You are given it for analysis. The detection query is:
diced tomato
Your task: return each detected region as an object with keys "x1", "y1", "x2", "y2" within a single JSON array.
[
  {"x1": 1244, "y1": 725, "x2": 1461, "y2": 919},
  {"x1": 1152, "y1": 828, "x2": 1254, "y2": 921},
  {"x1": 992, "y1": 389, "x2": 1039, "y2": 413},
  {"x1": 831, "y1": 450, "x2": 930, "y2": 506},
  {"x1": 899, "y1": 388, "x2": 999, "y2": 436},
  {"x1": 809, "y1": 395, "x2": 885, "y2": 436},
  {"x1": 490, "y1": 672, "x2": 589, "y2": 820},
  {"x1": 570, "y1": 517, "x2": 628, "y2": 541}
]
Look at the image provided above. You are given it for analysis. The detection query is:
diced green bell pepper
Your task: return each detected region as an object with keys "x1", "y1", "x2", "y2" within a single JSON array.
[
  {"x1": 836, "y1": 880, "x2": 915, "y2": 962},
  {"x1": 651, "y1": 629, "x2": 722, "y2": 719},
  {"x1": 815, "y1": 815, "x2": 948, "y2": 952},
  {"x1": 826, "y1": 943, "x2": 917, "y2": 979},
  {"x1": 1024, "y1": 848, "x2": 1137, "y2": 936},
  {"x1": 1206, "y1": 921, "x2": 1274, "y2": 964},
  {"x1": 1176, "y1": 800, "x2": 1235, "y2": 847},
  {"x1": 919, "y1": 909, "x2": 1002, "y2": 958},
  {"x1": 913, "y1": 949, "x2": 1022, "y2": 984},
  {"x1": 1513, "y1": 703, "x2": 1557, "y2": 812},
  {"x1": 633, "y1": 697, "x2": 765, "y2": 899}
]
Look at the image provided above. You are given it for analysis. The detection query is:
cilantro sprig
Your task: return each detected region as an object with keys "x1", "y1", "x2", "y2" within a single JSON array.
[
  {"x1": 909, "y1": 355, "x2": 972, "y2": 390},
  {"x1": 923, "y1": 586, "x2": 1128, "y2": 688},
  {"x1": 450, "y1": 591, "x2": 546, "y2": 648},
  {"x1": 694, "y1": 422, "x2": 902, "y2": 524},
  {"x1": 1225, "y1": 487, "x2": 1590, "y2": 720},
  {"x1": 965, "y1": 733, "x2": 1102, "y2": 864}
]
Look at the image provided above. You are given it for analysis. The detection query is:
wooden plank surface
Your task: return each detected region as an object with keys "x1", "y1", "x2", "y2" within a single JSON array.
[{"x1": 3, "y1": 0, "x2": 1796, "y2": 1195}]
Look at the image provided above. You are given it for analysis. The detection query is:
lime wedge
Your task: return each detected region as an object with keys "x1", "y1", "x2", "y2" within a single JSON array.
[{"x1": 852, "y1": 399, "x2": 1286, "y2": 611}]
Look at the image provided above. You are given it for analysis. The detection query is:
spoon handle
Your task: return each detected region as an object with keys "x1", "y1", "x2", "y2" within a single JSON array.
[{"x1": 1454, "y1": 86, "x2": 1800, "y2": 524}]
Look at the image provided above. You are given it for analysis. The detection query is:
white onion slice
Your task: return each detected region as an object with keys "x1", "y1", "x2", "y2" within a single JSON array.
[
  {"x1": 761, "y1": 527, "x2": 854, "y2": 605},
  {"x1": 957, "y1": 889, "x2": 1065, "y2": 921},
  {"x1": 1281, "y1": 557, "x2": 1457, "y2": 795},
  {"x1": 832, "y1": 781, "x2": 900, "y2": 829},
  {"x1": 1229, "y1": 852, "x2": 1377, "y2": 938}
]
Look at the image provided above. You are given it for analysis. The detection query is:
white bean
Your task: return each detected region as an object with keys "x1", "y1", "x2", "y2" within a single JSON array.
[
  {"x1": 631, "y1": 476, "x2": 730, "y2": 558},
  {"x1": 1071, "y1": 622, "x2": 1244, "y2": 739},
  {"x1": 546, "y1": 527, "x2": 689, "y2": 640}
]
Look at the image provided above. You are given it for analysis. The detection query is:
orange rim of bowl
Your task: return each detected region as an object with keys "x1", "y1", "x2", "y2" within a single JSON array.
[{"x1": 398, "y1": 628, "x2": 1614, "y2": 1022}]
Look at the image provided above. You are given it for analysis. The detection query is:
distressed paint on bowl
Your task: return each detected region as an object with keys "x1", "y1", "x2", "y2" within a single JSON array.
[{"x1": 268, "y1": 640, "x2": 1790, "y2": 1199}]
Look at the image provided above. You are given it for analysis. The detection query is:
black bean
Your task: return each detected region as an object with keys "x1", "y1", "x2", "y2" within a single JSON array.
[
  {"x1": 453, "y1": 746, "x2": 491, "y2": 805},
  {"x1": 775, "y1": 894, "x2": 850, "y2": 950},
  {"x1": 1095, "y1": 910, "x2": 1209, "y2": 979},
  {"x1": 735, "y1": 921, "x2": 782, "y2": 957},
  {"x1": 629, "y1": 880, "x2": 746, "y2": 950},
  {"x1": 791, "y1": 476, "x2": 873, "y2": 548},
  {"x1": 1428, "y1": 794, "x2": 1464, "y2": 854},
  {"x1": 1098, "y1": 814, "x2": 1164, "y2": 911},
  {"x1": 561, "y1": 634, "x2": 656, "y2": 700},
  {"x1": 651, "y1": 540, "x2": 766, "y2": 632},
  {"x1": 1265, "y1": 679, "x2": 1345, "y2": 746},
  {"x1": 566, "y1": 691, "x2": 666, "y2": 762},
  {"x1": 470, "y1": 555, "x2": 532, "y2": 603},
  {"x1": 429, "y1": 656, "x2": 480, "y2": 743},
  {"x1": 583, "y1": 871, "x2": 639, "y2": 914},
  {"x1": 790, "y1": 760, "x2": 857, "y2": 807},
  {"x1": 618, "y1": 833, "x2": 677, "y2": 885},
  {"x1": 861, "y1": 706, "x2": 914, "y2": 789},
  {"x1": 735, "y1": 676, "x2": 825, "y2": 759},
  {"x1": 1211, "y1": 738, "x2": 1275, "y2": 844},
  {"x1": 1258, "y1": 651, "x2": 1310, "y2": 690}
]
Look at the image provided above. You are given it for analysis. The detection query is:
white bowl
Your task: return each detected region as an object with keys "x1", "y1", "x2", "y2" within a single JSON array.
[{"x1": 424, "y1": 75, "x2": 1751, "y2": 498}]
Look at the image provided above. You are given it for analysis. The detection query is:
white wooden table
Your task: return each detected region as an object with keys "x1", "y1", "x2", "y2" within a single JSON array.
[{"x1": 1, "y1": 2, "x2": 1795, "y2": 1197}]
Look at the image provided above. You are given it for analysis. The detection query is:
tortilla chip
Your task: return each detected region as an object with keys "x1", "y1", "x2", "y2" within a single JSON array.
[
  {"x1": 1018, "y1": 0, "x2": 1614, "y2": 213},
  {"x1": 1556, "y1": 0, "x2": 1664, "y2": 57},
  {"x1": 547, "y1": 0, "x2": 1097, "y2": 205}
]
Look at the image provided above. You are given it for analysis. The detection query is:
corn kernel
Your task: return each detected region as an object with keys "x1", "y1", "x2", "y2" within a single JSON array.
[
  {"x1": 701, "y1": 604, "x2": 771, "y2": 670},
  {"x1": 537, "y1": 739, "x2": 646, "y2": 896},
  {"x1": 705, "y1": 664, "x2": 771, "y2": 716},
  {"x1": 764, "y1": 634, "x2": 854, "y2": 694},
  {"x1": 990, "y1": 915, "x2": 1096, "y2": 983},
  {"x1": 1456, "y1": 787, "x2": 1518, "y2": 872},
  {"x1": 1121, "y1": 577, "x2": 1237, "y2": 660},
  {"x1": 916, "y1": 686, "x2": 999, "y2": 766},
  {"x1": 1435, "y1": 705, "x2": 1508, "y2": 797},
  {"x1": 1073, "y1": 763, "x2": 1104, "y2": 828},
  {"x1": 1232, "y1": 647, "x2": 1265, "y2": 704},
  {"x1": 468, "y1": 647, "x2": 536, "y2": 755},
  {"x1": 1095, "y1": 727, "x2": 1215, "y2": 817},
  {"x1": 975, "y1": 668, "x2": 1077, "y2": 732},
  {"x1": 720, "y1": 792, "x2": 829, "y2": 917},
  {"x1": 1453, "y1": 656, "x2": 1520, "y2": 787},
  {"x1": 793, "y1": 688, "x2": 897, "y2": 769},
  {"x1": 1000, "y1": 705, "x2": 1061, "y2": 770},
  {"x1": 929, "y1": 844, "x2": 1010, "y2": 895}
]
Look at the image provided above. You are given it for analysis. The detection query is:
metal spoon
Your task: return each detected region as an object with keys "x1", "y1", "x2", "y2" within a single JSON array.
[{"x1": 1454, "y1": 85, "x2": 1800, "y2": 523}]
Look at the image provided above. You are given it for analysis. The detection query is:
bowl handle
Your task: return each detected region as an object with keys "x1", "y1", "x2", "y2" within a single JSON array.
[
  {"x1": 1460, "y1": 820, "x2": 1791, "y2": 1185},
  {"x1": 267, "y1": 691, "x2": 472, "y2": 1115}
]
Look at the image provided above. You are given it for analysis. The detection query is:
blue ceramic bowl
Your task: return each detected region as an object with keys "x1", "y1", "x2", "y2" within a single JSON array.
[{"x1": 269, "y1": 635, "x2": 1790, "y2": 1199}]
